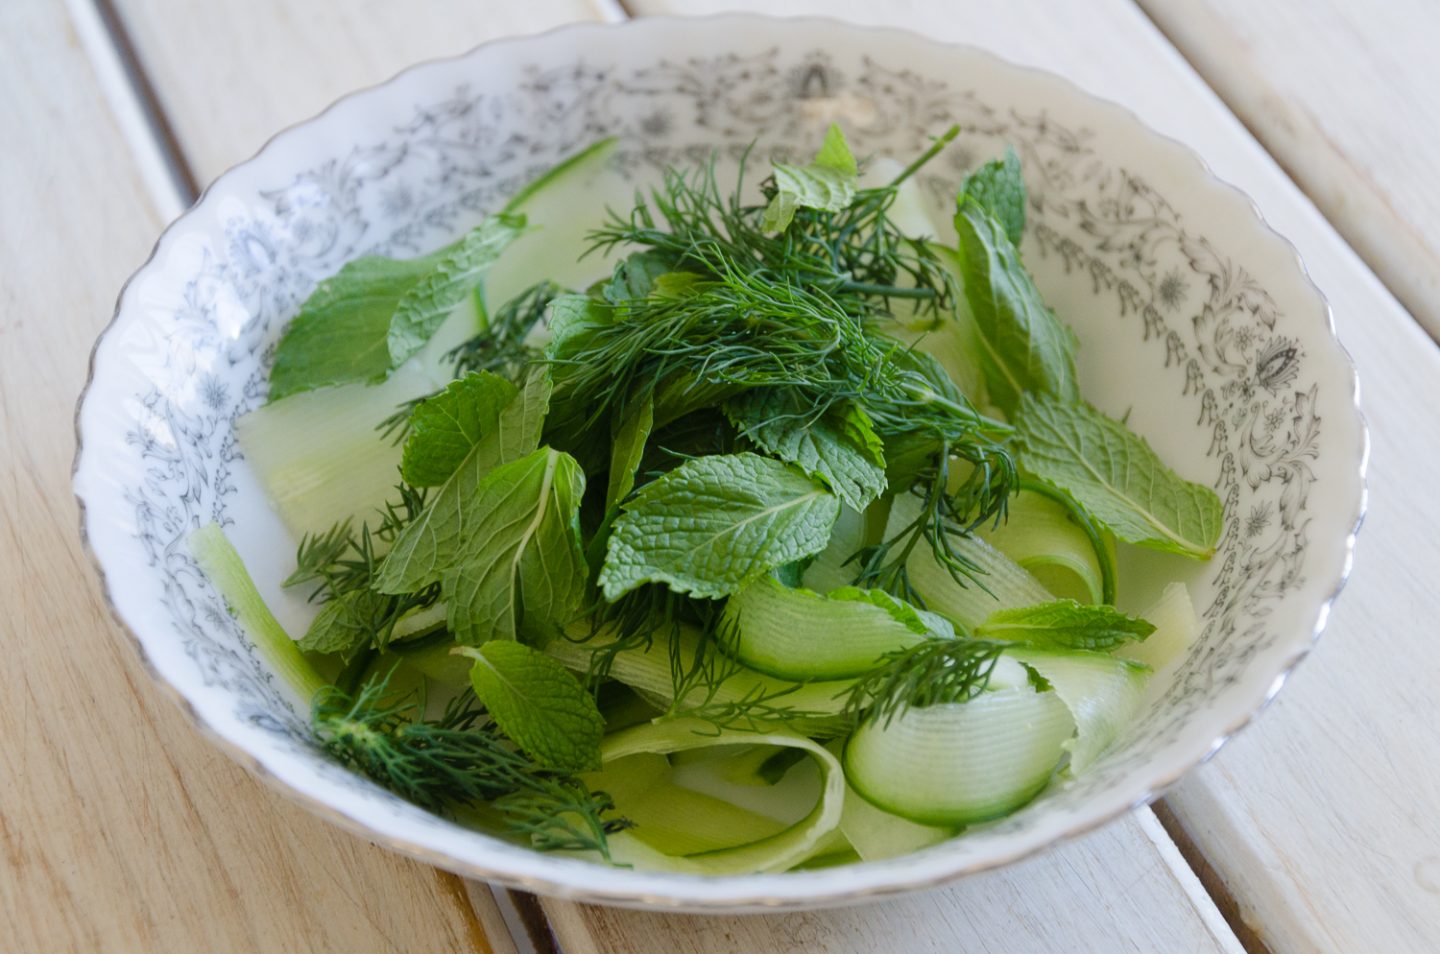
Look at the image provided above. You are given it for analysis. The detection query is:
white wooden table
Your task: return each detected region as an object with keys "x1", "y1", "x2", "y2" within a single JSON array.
[{"x1": 4, "y1": 1, "x2": 1437, "y2": 950}]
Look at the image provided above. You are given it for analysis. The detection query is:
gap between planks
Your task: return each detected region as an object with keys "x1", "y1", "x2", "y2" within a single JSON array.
[{"x1": 63, "y1": 0, "x2": 193, "y2": 214}]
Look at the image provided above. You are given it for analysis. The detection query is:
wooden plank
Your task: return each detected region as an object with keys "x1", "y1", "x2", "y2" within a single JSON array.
[
  {"x1": 108, "y1": 0, "x2": 623, "y2": 187},
  {"x1": 625, "y1": 2, "x2": 1440, "y2": 952},
  {"x1": 544, "y1": 809, "x2": 1241, "y2": 954},
  {"x1": 1136, "y1": 0, "x2": 1440, "y2": 343},
  {"x1": 0, "y1": 2, "x2": 523, "y2": 951}
]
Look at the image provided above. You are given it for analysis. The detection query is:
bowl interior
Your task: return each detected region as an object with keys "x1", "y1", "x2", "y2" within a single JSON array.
[{"x1": 75, "y1": 16, "x2": 1364, "y2": 909}]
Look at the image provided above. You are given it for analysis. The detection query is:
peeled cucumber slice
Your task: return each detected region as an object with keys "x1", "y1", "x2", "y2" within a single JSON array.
[
  {"x1": 237, "y1": 360, "x2": 445, "y2": 538},
  {"x1": 887, "y1": 496, "x2": 1053, "y2": 628},
  {"x1": 1006, "y1": 647, "x2": 1149, "y2": 773},
  {"x1": 1117, "y1": 582, "x2": 1200, "y2": 671},
  {"x1": 545, "y1": 624, "x2": 852, "y2": 736},
  {"x1": 844, "y1": 688, "x2": 1074, "y2": 826},
  {"x1": 723, "y1": 576, "x2": 930, "y2": 680},
  {"x1": 189, "y1": 523, "x2": 325, "y2": 702},
  {"x1": 832, "y1": 737, "x2": 954, "y2": 861},
  {"x1": 979, "y1": 491, "x2": 1105, "y2": 605},
  {"x1": 800, "y1": 504, "x2": 865, "y2": 592},
  {"x1": 585, "y1": 753, "x2": 789, "y2": 857},
  {"x1": 485, "y1": 138, "x2": 620, "y2": 312},
  {"x1": 588, "y1": 720, "x2": 845, "y2": 874}
]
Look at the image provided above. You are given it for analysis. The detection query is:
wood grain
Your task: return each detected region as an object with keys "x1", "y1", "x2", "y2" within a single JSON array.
[
  {"x1": 631, "y1": 2, "x2": 1440, "y2": 951},
  {"x1": 108, "y1": 0, "x2": 623, "y2": 188},
  {"x1": 1136, "y1": 0, "x2": 1440, "y2": 343},
  {"x1": 0, "y1": 1, "x2": 524, "y2": 951},
  {"x1": 544, "y1": 809, "x2": 1243, "y2": 954}
]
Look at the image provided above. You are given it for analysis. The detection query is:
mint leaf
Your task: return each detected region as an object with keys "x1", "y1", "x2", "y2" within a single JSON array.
[
  {"x1": 270, "y1": 215, "x2": 523, "y2": 399},
  {"x1": 763, "y1": 124, "x2": 859, "y2": 232},
  {"x1": 954, "y1": 195, "x2": 1079, "y2": 412},
  {"x1": 401, "y1": 372, "x2": 518, "y2": 487},
  {"x1": 443, "y1": 447, "x2": 587, "y2": 645},
  {"x1": 462, "y1": 640, "x2": 604, "y2": 772},
  {"x1": 827, "y1": 587, "x2": 927, "y2": 635},
  {"x1": 829, "y1": 586, "x2": 958, "y2": 641},
  {"x1": 599, "y1": 453, "x2": 840, "y2": 600},
  {"x1": 977, "y1": 599, "x2": 1155, "y2": 651},
  {"x1": 606, "y1": 396, "x2": 653, "y2": 511},
  {"x1": 602, "y1": 250, "x2": 675, "y2": 304},
  {"x1": 296, "y1": 588, "x2": 389, "y2": 656},
  {"x1": 544, "y1": 294, "x2": 608, "y2": 360},
  {"x1": 813, "y1": 123, "x2": 859, "y2": 177},
  {"x1": 727, "y1": 389, "x2": 886, "y2": 510},
  {"x1": 377, "y1": 370, "x2": 552, "y2": 593},
  {"x1": 961, "y1": 147, "x2": 1026, "y2": 247},
  {"x1": 1015, "y1": 394, "x2": 1223, "y2": 559},
  {"x1": 387, "y1": 215, "x2": 526, "y2": 366}
]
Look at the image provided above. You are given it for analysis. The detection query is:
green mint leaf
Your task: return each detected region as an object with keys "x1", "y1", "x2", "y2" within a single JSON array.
[
  {"x1": 960, "y1": 147, "x2": 1026, "y2": 247},
  {"x1": 400, "y1": 372, "x2": 519, "y2": 487},
  {"x1": 606, "y1": 396, "x2": 653, "y2": 512},
  {"x1": 602, "y1": 250, "x2": 675, "y2": 304},
  {"x1": 296, "y1": 588, "x2": 389, "y2": 656},
  {"x1": 954, "y1": 195, "x2": 1079, "y2": 412},
  {"x1": 825, "y1": 587, "x2": 929, "y2": 635},
  {"x1": 544, "y1": 294, "x2": 608, "y2": 360},
  {"x1": 269, "y1": 215, "x2": 523, "y2": 399},
  {"x1": 829, "y1": 586, "x2": 958, "y2": 640},
  {"x1": 377, "y1": 369, "x2": 553, "y2": 593},
  {"x1": 813, "y1": 123, "x2": 859, "y2": 177},
  {"x1": 763, "y1": 124, "x2": 859, "y2": 232},
  {"x1": 443, "y1": 447, "x2": 588, "y2": 645},
  {"x1": 651, "y1": 271, "x2": 705, "y2": 298},
  {"x1": 1015, "y1": 394, "x2": 1223, "y2": 559},
  {"x1": 463, "y1": 640, "x2": 604, "y2": 772},
  {"x1": 599, "y1": 453, "x2": 840, "y2": 600},
  {"x1": 387, "y1": 215, "x2": 526, "y2": 367},
  {"x1": 726, "y1": 389, "x2": 886, "y2": 510},
  {"x1": 977, "y1": 599, "x2": 1155, "y2": 651},
  {"x1": 760, "y1": 191, "x2": 801, "y2": 234}
]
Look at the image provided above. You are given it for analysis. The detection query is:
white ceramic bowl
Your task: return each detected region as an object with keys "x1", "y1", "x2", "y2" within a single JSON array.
[{"x1": 74, "y1": 15, "x2": 1367, "y2": 910}]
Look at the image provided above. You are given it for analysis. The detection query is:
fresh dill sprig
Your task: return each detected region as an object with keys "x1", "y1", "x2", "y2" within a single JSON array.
[
  {"x1": 287, "y1": 482, "x2": 430, "y2": 603},
  {"x1": 547, "y1": 136, "x2": 1018, "y2": 595},
  {"x1": 842, "y1": 636, "x2": 1009, "y2": 727},
  {"x1": 674, "y1": 682, "x2": 824, "y2": 735},
  {"x1": 313, "y1": 676, "x2": 630, "y2": 859},
  {"x1": 588, "y1": 130, "x2": 960, "y2": 321},
  {"x1": 287, "y1": 483, "x2": 439, "y2": 651},
  {"x1": 449, "y1": 279, "x2": 559, "y2": 379},
  {"x1": 853, "y1": 442, "x2": 1011, "y2": 605}
]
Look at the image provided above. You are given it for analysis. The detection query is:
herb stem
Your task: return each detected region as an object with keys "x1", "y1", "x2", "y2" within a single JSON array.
[
  {"x1": 888, "y1": 124, "x2": 962, "y2": 187},
  {"x1": 837, "y1": 281, "x2": 936, "y2": 300}
]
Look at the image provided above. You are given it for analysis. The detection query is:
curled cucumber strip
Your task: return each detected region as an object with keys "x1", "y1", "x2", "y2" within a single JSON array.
[
  {"x1": 979, "y1": 485, "x2": 1110, "y2": 605},
  {"x1": 723, "y1": 576, "x2": 931, "y2": 680},
  {"x1": 1006, "y1": 647, "x2": 1149, "y2": 773},
  {"x1": 592, "y1": 719, "x2": 845, "y2": 874},
  {"x1": 546, "y1": 624, "x2": 852, "y2": 736},
  {"x1": 844, "y1": 688, "x2": 1074, "y2": 826}
]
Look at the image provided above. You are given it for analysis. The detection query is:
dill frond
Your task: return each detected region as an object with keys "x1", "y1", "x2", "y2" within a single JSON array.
[
  {"x1": 313, "y1": 676, "x2": 629, "y2": 859},
  {"x1": 842, "y1": 636, "x2": 1009, "y2": 727}
]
